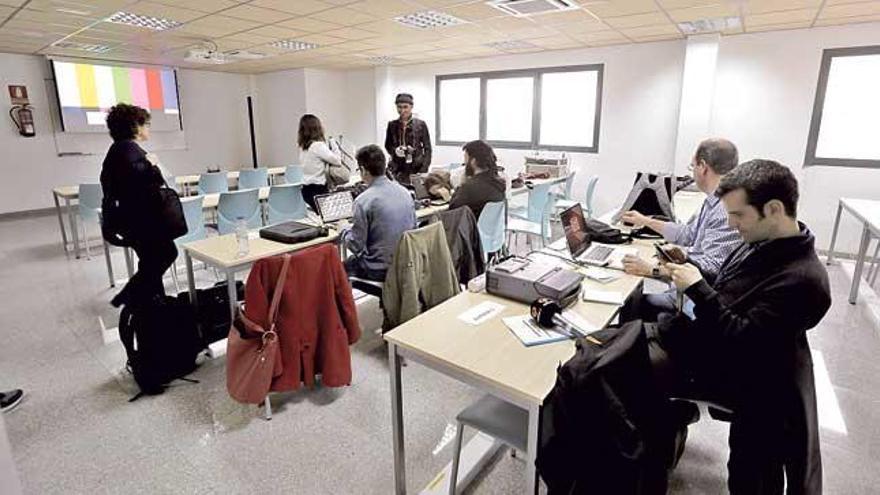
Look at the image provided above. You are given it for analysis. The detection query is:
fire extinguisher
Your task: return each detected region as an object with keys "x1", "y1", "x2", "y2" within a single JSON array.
[{"x1": 10, "y1": 104, "x2": 35, "y2": 137}]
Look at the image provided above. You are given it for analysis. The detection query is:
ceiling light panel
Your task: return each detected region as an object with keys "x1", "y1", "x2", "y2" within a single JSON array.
[
  {"x1": 269, "y1": 39, "x2": 321, "y2": 51},
  {"x1": 677, "y1": 16, "x2": 741, "y2": 34},
  {"x1": 105, "y1": 11, "x2": 182, "y2": 31},
  {"x1": 394, "y1": 10, "x2": 467, "y2": 29},
  {"x1": 51, "y1": 41, "x2": 114, "y2": 53}
]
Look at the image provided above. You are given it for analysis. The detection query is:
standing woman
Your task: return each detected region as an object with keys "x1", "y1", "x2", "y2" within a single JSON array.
[
  {"x1": 298, "y1": 114, "x2": 342, "y2": 211},
  {"x1": 101, "y1": 103, "x2": 178, "y2": 308}
]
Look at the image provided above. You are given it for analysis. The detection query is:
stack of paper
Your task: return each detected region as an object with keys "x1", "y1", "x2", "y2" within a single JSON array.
[{"x1": 503, "y1": 316, "x2": 569, "y2": 347}]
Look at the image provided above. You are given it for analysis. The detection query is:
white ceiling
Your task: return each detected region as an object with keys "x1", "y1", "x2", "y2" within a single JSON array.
[{"x1": 0, "y1": 0, "x2": 879, "y2": 72}]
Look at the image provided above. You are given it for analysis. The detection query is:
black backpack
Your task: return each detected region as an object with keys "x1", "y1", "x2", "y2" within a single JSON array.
[{"x1": 118, "y1": 295, "x2": 204, "y2": 399}]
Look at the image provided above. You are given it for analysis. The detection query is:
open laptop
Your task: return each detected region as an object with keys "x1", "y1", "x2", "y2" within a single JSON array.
[
  {"x1": 410, "y1": 174, "x2": 431, "y2": 200},
  {"x1": 561, "y1": 203, "x2": 629, "y2": 268},
  {"x1": 314, "y1": 190, "x2": 354, "y2": 224}
]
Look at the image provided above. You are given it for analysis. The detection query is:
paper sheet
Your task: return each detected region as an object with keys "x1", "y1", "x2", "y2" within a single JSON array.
[
  {"x1": 581, "y1": 289, "x2": 627, "y2": 306},
  {"x1": 503, "y1": 316, "x2": 569, "y2": 347},
  {"x1": 457, "y1": 301, "x2": 505, "y2": 326}
]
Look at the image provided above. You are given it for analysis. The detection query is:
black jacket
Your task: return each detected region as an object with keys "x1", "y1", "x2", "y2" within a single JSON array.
[
  {"x1": 436, "y1": 206, "x2": 485, "y2": 285},
  {"x1": 448, "y1": 172, "x2": 506, "y2": 220},
  {"x1": 384, "y1": 118, "x2": 432, "y2": 176},
  {"x1": 664, "y1": 223, "x2": 831, "y2": 494},
  {"x1": 100, "y1": 140, "x2": 165, "y2": 243}
]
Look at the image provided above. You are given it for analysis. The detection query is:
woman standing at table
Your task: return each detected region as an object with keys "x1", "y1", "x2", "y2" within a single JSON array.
[
  {"x1": 298, "y1": 114, "x2": 342, "y2": 211},
  {"x1": 100, "y1": 103, "x2": 177, "y2": 308}
]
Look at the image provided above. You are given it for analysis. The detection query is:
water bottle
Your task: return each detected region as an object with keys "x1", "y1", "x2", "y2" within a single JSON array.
[{"x1": 235, "y1": 217, "x2": 249, "y2": 257}]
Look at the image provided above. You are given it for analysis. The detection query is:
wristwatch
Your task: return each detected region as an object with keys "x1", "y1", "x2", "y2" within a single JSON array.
[{"x1": 651, "y1": 266, "x2": 661, "y2": 278}]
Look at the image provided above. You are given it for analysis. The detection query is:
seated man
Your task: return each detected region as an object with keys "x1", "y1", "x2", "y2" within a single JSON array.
[
  {"x1": 622, "y1": 138, "x2": 743, "y2": 318},
  {"x1": 342, "y1": 144, "x2": 416, "y2": 282},
  {"x1": 448, "y1": 140, "x2": 506, "y2": 219},
  {"x1": 655, "y1": 160, "x2": 831, "y2": 494}
]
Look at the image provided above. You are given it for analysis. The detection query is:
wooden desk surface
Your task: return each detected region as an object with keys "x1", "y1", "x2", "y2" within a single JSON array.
[
  {"x1": 199, "y1": 187, "x2": 270, "y2": 209},
  {"x1": 841, "y1": 198, "x2": 880, "y2": 232},
  {"x1": 183, "y1": 228, "x2": 340, "y2": 269},
  {"x1": 385, "y1": 241, "x2": 655, "y2": 406},
  {"x1": 53, "y1": 186, "x2": 79, "y2": 199}
]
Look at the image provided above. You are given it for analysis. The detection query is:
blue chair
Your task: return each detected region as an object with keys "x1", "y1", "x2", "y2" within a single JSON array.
[
  {"x1": 285, "y1": 165, "x2": 304, "y2": 184},
  {"x1": 77, "y1": 183, "x2": 103, "y2": 258},
  {"x1": 217, "y1": 189, "x2": 261, "y2": 235},
  {"x1": 170, "y1": 196, "x2": 206, "y2": 290},
  {"x1": 506, "y1": 182, "x2": 555, "y2": 248},
  {"x1": 555, "y1": 175, "x2": 599, "y2": 218},
  {"x1": 266, "y1": 184, "x2": 307, "y2": 224},
  {"x1": 478, "y1": 201, "x2": 506, "y2": 261},
  {"x1": 238, "y1": 168, "x2": 269, "y2": 190},
  {"x1": 197, "y1": 172, "x2": 229, "y2": 195}
]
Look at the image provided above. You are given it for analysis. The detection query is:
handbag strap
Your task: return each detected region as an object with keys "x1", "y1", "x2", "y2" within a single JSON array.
[{"x1": 267, "y1": 254, "x2": 291, "y2": 332}]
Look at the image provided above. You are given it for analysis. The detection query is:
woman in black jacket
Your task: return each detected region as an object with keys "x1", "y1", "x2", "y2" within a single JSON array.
[{"x1": 101, "y1": 104, "x2": 176, "y2": 307}]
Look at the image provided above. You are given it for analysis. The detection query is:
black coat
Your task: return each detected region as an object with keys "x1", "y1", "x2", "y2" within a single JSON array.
[
  {"x1": 99, "y1": 140, "x2": 166, "y2": 243},
  {"x1": 384, "y1": 118, "x2": 432, "y2": 176},
  {"x1": 663, "y1": 223, "x2": 831, "y2": 494},
  {"x1": 448, "y1": 172, "x2": 506, "y2": 220},
  {"x1": 436, "y1": 206, "x2": 485, "y2": 285}
]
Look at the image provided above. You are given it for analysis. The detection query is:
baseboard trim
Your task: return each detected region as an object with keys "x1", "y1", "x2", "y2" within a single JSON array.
[{"x1": 0, "y1": 207, "x2": 58, "y2": 220}]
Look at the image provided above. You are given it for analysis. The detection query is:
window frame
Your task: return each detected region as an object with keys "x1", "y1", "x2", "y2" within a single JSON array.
[
  {"x1": 804, "y1": 45, "x2": 880, "y2": 169},
  {"x1": 435, "y1": 64, "x2": 604, "y2": 153}
]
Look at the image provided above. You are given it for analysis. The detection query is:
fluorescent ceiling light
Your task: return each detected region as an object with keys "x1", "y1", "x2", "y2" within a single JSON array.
[
  {"x1": 487, "y1": 0, "x2": 579, "y2": 17},
  {"x1": 51, "y1": 41, "x2": 113, "y2": 53},
  {"x1": 678, "y1": 16, "x2": 741, "y2": 35},
  {"x1": 106, "y1": 11, "x2": 182, "y2": 31},
  {"x1": 269, "y1": 39, "x2": 320, "y2": 51},
  {"x1": 394, "y1": 10, "x2": 467, "y2": 29},
  {"x1": 485, "y1": 40, "x2": 540, "y2": 51}
]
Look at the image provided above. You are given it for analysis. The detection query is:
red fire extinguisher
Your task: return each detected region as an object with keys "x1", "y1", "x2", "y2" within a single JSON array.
[{"x1": 10, "y1": 104, "x2": 35, "y2": 137}]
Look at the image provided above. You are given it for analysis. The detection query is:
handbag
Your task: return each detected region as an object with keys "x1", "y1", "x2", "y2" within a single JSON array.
[
  {"x1": 325, "y1": 138, "x2": 352, "y2": 188},
  {"x1": 155, "y1": 186, "x2": 187, "y2": 240},
  {"x1": 584, "y1": 218, "x2": 631, "y2": 245},
  {"x1": 226, "y1": 254, "x2": 291, "y2": 404}
]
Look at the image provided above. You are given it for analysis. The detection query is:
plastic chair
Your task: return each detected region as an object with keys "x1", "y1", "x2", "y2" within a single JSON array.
[
  {"x1": 217, "y1": 189, "x2": 261, "y2": 235},
  {"x1": 266, "y1": 184, "x2": 307, "y2": 224},
  {"x1": 77, "y1": 183, "x2": 103, "y2": 258},
  {"x1": 197, "y1": 172, "x2": 229, "y2": 195},
  {"x1": 477, "y1": 201, "x2": 506, "y2": 261},
  {"x1": 449, "y1": 395, "x2": 528, "y2": 495},
  {"x1": 285, "y1": 165, "x2": 304, "y2": 184},
  {"x1": 238, "y1": 168, "x2": 269, "y2": 190},
  {"x1": 507, "y1": 182, "x2": 555, "y2": 247},
  {"x1": 170, "y1": 196, "x2": 206, "y2": 291},
  {"x1": 555, "y1": 175, "x2": 599, "y2": 218}
]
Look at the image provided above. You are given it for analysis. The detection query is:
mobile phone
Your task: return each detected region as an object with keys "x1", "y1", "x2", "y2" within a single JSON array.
[{"x1": 654, "y1": 243, "x2": 675, "y2": 263}]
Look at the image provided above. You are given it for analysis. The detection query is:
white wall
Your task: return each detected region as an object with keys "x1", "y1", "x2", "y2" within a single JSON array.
[
  {"x1": 710, "y1": 22, "x2": 880, "y2": 251},
  {"x1": 0, "y1": 52, "x2": 252, "y2": 214},
  {"x1": 378, "y1": 41, "x2": 687, "y2": 217},
  {"x1": 252, "y1": 68, "x2": 306, "y2": 168},
  {"x1": 342, "y1": 68, "x2": 377, "y2": 149}
]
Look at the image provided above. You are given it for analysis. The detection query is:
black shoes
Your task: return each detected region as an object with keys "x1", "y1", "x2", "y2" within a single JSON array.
[{"x1": 0, "y1": 389, "x2": 24, "y2": 413}]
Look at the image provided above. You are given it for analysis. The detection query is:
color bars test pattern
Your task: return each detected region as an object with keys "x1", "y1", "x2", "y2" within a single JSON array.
[{"x1": 54, "y1": 61, "x2": 179, "y2": 115}]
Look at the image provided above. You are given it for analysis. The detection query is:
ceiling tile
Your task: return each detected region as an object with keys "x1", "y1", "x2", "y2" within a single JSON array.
[
  {"x1": 554, "y1": 19, "x2": 614, "y2": 34},
  {"x1": 443, "y1": 2, "x2": 505, "y2": 21},
  {"x1": 666, "y1": 4, "x2": 740, "y2": 23},
  {"x1": 125, "y1": 2, "x2": 208, "y2": 23},
  {"x1": 309, "y1": 6, "x2": 376, "y2": 26},
  {"x1": 657, "y1": 0, "x2": 728, "y2": 8},
  {"x1": 223, "y1": 4, "x2": 296, "y2": 23},
  {"x1": 219, "y1": 32, "x2": 280, "y2": 46},
  {"x1": 814, "y1": 12, "x2": 880, "y2": 26},
  {"x1": 742, "y1": 0, "x2": 822, "y2": 15},
  {"x1": 331, "y1": 38, "x2": 384, "y2": 51},
  {"x1": 478, "y1": 14, "x2": 538, "y2": 31},
  {"x1": 347, "y1": 0, "x2": 419, "y2": 17},
  {"x1": 631, "y1": 33, "x2": 684, "y2": 42},
  {"x1": 603, "y1": 12, "x2": 671, "y2": 28},
  {"x1": 277, "y1": 16, "x2": 343, "y2": 32},
  {"x1": 250, "y1": 0, "x2": 335, "y2": 16},
  {"x1": 14, "y1": 8, "x2": 98, "y2": 27},
  {"x1": 152, "y1": 0, "x2": 239, "y2": 13},
  {"x1": 0, "y1": 0, "x2": 26, "y2": 6},
  {"x1": 323, "y1": 26, "x2": 377, "y2": 40},
  {"x1": 244, "y1": 24, "x2": 304, "y2": 39},
  {"x1": 819, "y1": 2, "x2": 880, "y2": 18},
  {"x1": 525, "y1": 35, "x2": 583, "y2": 50},
  {"x1": 530, "y1": 9, "x2": 603, "y2": 27},
  {"x1": 745, "y1": 8, "x2": 818, "y2": 27},
  {"x1": 619, "y1": 23, "x2": 681, "y2": 37},
  {"x1": 584, "y1": 0, "x2": 659, "y2": 18},
  {"x1": 744, "y1": 20, "x2": 813, "y2": 31},
  {"x1": 178, "y1": 15, "x2": 262, "y2": 35},
  {"x1": 26, "y1": 0, "x2": 128, "y2": 15},
  {"x1": 570, "y1": 29, "x2": 629, "y2": 44},
  {"x1": 295, "y1": 32, "x2": 347, "y2": 45},
  {"x1": 454, "y1": 44, "x2": 504, "y2": 56}
]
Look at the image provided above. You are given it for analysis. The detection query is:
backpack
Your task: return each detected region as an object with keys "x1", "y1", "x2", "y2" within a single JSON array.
[{"x1": 118, "y1": 295, "x2": 204, "y2": 399}]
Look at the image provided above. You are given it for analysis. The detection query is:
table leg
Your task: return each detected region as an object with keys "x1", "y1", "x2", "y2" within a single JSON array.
[
  {"x1": 827, "y1": 201, "x2": 843, "y2": 265},
  {"x1": 526, "y1": 403, "x2": 541, "y2": 495},
  {"x1": 226, "y1": 269, "x2": 237, "y2": 321},
  {"x1": 103, "y1": 239, "x2": 115, "y2": 288},
  {"x1": 849, "y1": 224, "x2": 871, "y2": 304},
  {"x1": 124, "y1": 248, "x2": 135, "y2": 278},
  {"x1": 389, "y1": 342, "x2": 407, "y2": 495},
  {"x1": 53, "y1": 192, "x2": 70, "y2": 254},
  {"x1": 66, "y1": 197, "x2": 81, "y2": 259}
]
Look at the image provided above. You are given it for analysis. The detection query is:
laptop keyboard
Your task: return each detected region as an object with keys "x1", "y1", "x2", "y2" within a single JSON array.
[{"x1": 581, "y1": 245, "x2": 615, "y2": 263}]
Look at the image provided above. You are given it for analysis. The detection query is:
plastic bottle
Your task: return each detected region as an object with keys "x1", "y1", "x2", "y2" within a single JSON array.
[{"x1": 235, "y1": 217, "x2": 249, "y2": 257}]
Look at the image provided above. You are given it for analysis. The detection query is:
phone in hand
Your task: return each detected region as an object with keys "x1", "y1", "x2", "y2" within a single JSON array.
[{"x1": 654, "y1": 243, "x2": 676, "y2": 263}]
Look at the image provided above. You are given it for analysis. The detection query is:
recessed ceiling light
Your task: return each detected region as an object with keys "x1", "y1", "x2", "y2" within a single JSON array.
[
  {"x1": 394, "y1": 10, "x2": 467, "y2": 29},
  {"x1": 105, "y1": 11, "x2": 182, "y2": 31},
  {"x1": 487, "y1": 0, "x2": 579, "y2": 17},
  {"x1": 51, "y1": 41, "x2": 113, "y2": 53},
  {"x1": 485, "y1": 40, "x2": 540, "y2": 51},
  {"x1": 269, "y1": 39, "x2": 320, "y2": 51},
  {"x1": 677, "y1": 16, "x2": 741, "y2": 35}
]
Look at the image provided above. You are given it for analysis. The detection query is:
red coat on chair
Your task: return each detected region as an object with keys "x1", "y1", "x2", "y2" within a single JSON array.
[{"x1": 243, "y1": 244, "x2": 361, "y2": 391}]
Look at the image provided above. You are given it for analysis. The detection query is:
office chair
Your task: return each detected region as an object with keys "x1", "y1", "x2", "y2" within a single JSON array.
[
  {"x1": 238, "y1": 168, "x2": 269, "y2": 190},
  {"x1": 217, "y1": 189, "x2": 261, "y2": 235},
  {"x1": 197, "y1": 172, "x2": 229, "y2": 195},
  {"x1": 266, "y1": 184, "x2": 307, "y2": 224}
]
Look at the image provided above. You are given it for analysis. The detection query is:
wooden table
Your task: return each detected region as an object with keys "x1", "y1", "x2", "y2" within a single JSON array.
[
  {"x1": 826, "y1": 197, "x2": 880, "y2": 303},
  {"x1": 508, "y1": 175, "x2": 568, "y2": 197}
]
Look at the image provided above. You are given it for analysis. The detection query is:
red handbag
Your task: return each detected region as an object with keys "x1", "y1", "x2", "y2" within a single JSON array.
[{"x1": 226, "y1": 254, "x2": 290, "y2": 404}]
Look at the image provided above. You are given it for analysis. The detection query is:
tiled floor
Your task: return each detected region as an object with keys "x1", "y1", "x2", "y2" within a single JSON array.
[{"x1": 1, "y1": 213, "x2": 879, "y2": 494}]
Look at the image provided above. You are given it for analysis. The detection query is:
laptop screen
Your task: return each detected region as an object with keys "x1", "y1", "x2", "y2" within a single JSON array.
[
  {"x1": 315, "y1": 191, "x2": 354, "y2": 223},
  {"x1": 561, "y1": 203, "x2": 591, "y2": 258},
  {"x1": 411, "y1": 175, "x2": 431, "y2": 200}
]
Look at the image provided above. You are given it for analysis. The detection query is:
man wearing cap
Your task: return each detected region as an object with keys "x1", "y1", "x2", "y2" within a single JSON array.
[{"x1": 384, "y1": 93, "x2": 432, "y2": 184}]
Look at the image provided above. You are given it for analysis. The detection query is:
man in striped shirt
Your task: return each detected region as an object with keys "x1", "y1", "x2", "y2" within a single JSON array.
[{"x1": 622, "y1": 138, "x2": 743, "y2": 318}]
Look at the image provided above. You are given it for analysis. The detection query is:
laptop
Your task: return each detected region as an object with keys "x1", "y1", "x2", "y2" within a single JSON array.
[
  {"x1": 410, "y1": 175, "x2": 431, "y2": 200},
  {"x1": 314, "y1": 190, "x2": 354, "y2": 224},
  {"x1": 561, "y1": 204, "x2": 628, "y2": 268}
]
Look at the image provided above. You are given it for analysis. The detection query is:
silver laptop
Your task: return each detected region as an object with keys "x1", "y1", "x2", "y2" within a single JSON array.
[{"x1": 561, "y1": 204, "x2": 625, "y2": 267}]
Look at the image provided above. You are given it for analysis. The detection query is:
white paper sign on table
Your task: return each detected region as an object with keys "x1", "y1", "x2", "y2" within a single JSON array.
[{"x1": 457, "y1": 301, "x2": 506, "y2": 326}]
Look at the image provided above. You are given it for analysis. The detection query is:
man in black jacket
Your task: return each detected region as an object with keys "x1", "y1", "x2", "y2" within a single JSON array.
[
  {"x1": 658, "y1": 160, "x2": 830, "y2": 494},
  {"x1": 384, "y1": 93, "x2": 432, "y2": 184}
]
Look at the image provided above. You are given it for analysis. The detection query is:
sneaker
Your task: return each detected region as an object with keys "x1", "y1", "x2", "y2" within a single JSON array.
[{"x1": 0, "y1": 389, "x2": 24, "y2": 413}]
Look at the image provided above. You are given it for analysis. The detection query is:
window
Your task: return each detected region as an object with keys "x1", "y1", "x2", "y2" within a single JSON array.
[
  {"x1": 436, "y1": 64, "x2": 603, "y2": 152},
  {"x1": 805, "y1": 46, "x2": 880, "y2": 168}
]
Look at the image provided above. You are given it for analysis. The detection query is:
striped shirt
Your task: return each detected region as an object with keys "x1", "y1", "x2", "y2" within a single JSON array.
[{"x1": 661, "y1": 192, "x2": 742, "y2": 279}]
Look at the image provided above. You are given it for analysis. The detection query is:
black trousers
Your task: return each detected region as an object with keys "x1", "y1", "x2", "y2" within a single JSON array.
[
  {"x1": 302, "y1": 183, "x2": 329, "y2": 212},
  {"x1": 112, "y1": 239, "x2": 177, "y2": 307}
]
